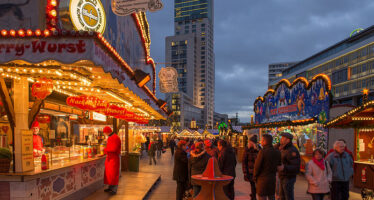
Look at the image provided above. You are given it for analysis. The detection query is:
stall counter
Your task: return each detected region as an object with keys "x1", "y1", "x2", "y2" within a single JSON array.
[{"x1": 0, "y1": 156, "x2": 105, "y2": 200}]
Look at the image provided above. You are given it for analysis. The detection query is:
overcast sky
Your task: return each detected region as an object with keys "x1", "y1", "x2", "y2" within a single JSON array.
[{"x1": 146, "y1": 0, "x2": 374, "y2": 122}]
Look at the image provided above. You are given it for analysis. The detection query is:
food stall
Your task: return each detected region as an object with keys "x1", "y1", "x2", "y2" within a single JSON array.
[
  {"x1": 243, "y1": 74, "x2": 331, "y2": 172},
  {"x1": 0, "y1": 1, "x2": 168, "y2": 199},
  {"x1": 325, "y1": 99, "x2": 374, "y2": 195}
]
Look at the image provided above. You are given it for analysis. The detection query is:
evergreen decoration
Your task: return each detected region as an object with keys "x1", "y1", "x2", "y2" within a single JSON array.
[{"x1": 0, "y1": 148, "x2": 12, "y2": 160}]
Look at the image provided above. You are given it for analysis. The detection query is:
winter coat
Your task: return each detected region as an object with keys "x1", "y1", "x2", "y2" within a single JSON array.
[
  {"x1": 205, "y1": 146, "x2": 218, "y2": 158},
  {"x1": 242, "y1": 146, "x2": 259, "y2": 182},
  {"x1": 305, "y1": 160, "x2": 332, "y2": 194},
  {"x1": 325, "y1": 151, "x2": 353, "y2": 182},
  {"x1": 279, "y1": 142, "x2": 301, "y2": 179},
  {"x1": 157, "y1": 139, "x2": 163, "y2": 150},
  {"x1": 173, "y1": 147, "x2": 189, "y2": 182},
  {"x1": 148, "y1": 142, "x2": 157, "y2": 156},
  {"x1": 169, "y1": 140, "x2": 176, "y2": 149},
  {"x1": 188, "y1": 150, "x2": 210, "y2": 184},
  {"x1": 104, "y1": 133, "x2": 121, "y2": 186},
  {"x1": 326, "y1": 147, "x2": 353, "y2": 160},
  {"x1": 254, "y1": 144, "x2": 281, "y2": 196},
  {"x1": 218, "y1": 147, "x2": 237, "y2": 177}
]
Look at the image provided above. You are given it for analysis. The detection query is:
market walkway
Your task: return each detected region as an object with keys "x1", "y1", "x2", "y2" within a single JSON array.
[{"x1": 143, "y1": 149, "x2": 362, "y2": 200}]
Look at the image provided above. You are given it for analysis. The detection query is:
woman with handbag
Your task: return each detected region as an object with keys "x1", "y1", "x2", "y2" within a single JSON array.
[{"x1": 305, "y1": 149, "x2": 332, "y2": 200}]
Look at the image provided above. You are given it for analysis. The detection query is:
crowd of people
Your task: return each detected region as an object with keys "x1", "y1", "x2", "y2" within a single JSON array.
[
  {"x1": 170, "y1": 133, "x2": 354, "y2": 200},
  {"x1": 172, "y1": 137, "x2": 237, "y2": 200}
]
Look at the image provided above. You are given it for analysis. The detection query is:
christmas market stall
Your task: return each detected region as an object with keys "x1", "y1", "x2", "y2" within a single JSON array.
[
  {"x1": 243, "y1": 74, "x2": 332, "y2": 172},
  {"x1": 324, "y1": 97, "x2": 374, "y2": 194},
  {"x1": 0, "y1": 0, "x2": 169, "y2": 199}
]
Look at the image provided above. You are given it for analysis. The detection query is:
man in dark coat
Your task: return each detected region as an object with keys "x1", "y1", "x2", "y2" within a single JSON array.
[
  {"x1": 254, "y1": 134, "x2": 281, "y2": 200},
  {"x1": 242, "y1": 135, "x2": 260, "y2": 200},
  {"x1": 278, "y1": 132, "x2": 300, "y2": 200},
  {"x1": 173, "y1": 140, "x2": 189, "y2": 200},
  {"x1": 169, "y1": 138, "x2": 176, "y2": 156},
  {"x1": 188, "y1": 142, "x2": 210, "y2": 197},
  {"x1": 218, "y1": 140, "x2": 237, "y2": 200}
]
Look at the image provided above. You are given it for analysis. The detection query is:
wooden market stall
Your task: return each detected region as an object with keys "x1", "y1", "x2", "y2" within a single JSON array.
[
  {"x1": 243, "y1": 74, "x2": 332, "y2": 172},
  {"x1": 325, "y1": 99, "x2": 374, "y2": 193},
  {"x1": 0, "y1": 1, "x2": 169, "y2": 199}
]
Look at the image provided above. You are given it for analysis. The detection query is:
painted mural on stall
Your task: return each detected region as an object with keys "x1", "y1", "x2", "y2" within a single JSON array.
[{"x1": 254, "y1": 76, "x2": 331, "y2": 124}]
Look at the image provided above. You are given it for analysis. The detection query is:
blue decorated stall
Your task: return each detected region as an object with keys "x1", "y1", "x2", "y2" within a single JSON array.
[{"x1": 243, "y1": 74, "x2": 332, "y2": 172}]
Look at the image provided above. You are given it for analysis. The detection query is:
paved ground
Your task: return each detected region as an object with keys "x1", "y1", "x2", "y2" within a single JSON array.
[{"x1": 143, "y1": 149, "x2": 362, "y2": 200}]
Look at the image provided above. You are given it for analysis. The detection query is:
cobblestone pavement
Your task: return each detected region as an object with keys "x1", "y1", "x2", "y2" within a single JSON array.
[{"x1": 142, "y1": 149, "x2": 362, "y2": 200}]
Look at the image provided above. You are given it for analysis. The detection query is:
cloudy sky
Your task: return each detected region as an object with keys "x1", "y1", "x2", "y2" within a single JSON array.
[{"x1": 146, "y1": 0, "x2": 374, "y2": 122}]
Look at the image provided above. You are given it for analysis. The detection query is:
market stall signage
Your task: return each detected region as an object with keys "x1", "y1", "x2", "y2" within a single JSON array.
[
  {"x1": 158, "y1": 67, "x2": 178, "y2": 93},
  {"x1": 111, "y1": 0, "x2": 163, "y2": 16},
  {"x1": 69, "y1": 0, "x2": 106, "y2": 34},
  {"x1": 66, "y1": 95, "x2": 108, "y2": 111},
  {"x1": 254, "y1": 75, "x2": 331, "y2": 124},
  {"x1": 31, "y1": 78, "x2": 54, "y2": 100}
]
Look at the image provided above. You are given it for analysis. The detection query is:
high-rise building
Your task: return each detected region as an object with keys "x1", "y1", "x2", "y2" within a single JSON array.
[
  {"x1": 268, "y1": 62, "x2": 297, "y2": 84},
  {"x1": 165, "y1": 0, "x2": 215, "y2": 129}
]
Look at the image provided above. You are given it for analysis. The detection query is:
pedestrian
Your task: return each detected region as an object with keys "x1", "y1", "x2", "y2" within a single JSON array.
[
  {"x1": 157, "y1": 137, "x2": 163, "y2": 157},
  {"x1": 273, "y1": 143, "x2": 281, "y2": 200},
  {"x1": 326, "y1": 138, "x2": 353, "y2": 160},
  {"x1": 254, "y1": 134, "x2": 281, "y2": 200},
  {"x1": 188, "y1": 142, "x2": 210, "y2": 197},
  {"x1": 169, "y1": 138, "x2": 176, "y2": 157},
  {"x1": 204, "y1": 139, "x2": 218, "y2": 158},
  {"x1": 148, "y1": 139, "x2": 157, "y2": 165},
  {"x1": 325, "y1": 140, "x2": 353, "y2": 200},
  {"x1": 103, "y1": 126, "x2": 121, "y2": 195},
  {"x1": 278, "y1": 132, "x2": 300, "y2": 200},
  {"x1": 173, "y1": 140, "x2": 189, "y2": 200},
  {"x1": 145, "y1": 135, "x2": 150, "y2": 152},
  {"x1": 305, "y1": 149, "x2": 332, "y2": 200},
  {"x1": 217, "y1": 139, "x2": 237, "y2": 200},
  {"x1": 242, "y1": 135, "x2": 260, "y2": 200}
]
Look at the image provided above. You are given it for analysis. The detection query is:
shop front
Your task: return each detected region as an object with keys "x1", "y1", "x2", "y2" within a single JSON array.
[
  {"x1": 0, "y1": 1, "x2": 168, "y2": 199},
  {"x1": 325, "y1": 99, "x2": 374, "y2": 195},
  {"x1": 243, "y1": 74, "x2": 331, "y2": 171}
]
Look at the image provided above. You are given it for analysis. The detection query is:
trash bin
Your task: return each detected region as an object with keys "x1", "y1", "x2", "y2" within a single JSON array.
[{"x1": 128, "y1": 152, "x2": 141, "y2": 172}]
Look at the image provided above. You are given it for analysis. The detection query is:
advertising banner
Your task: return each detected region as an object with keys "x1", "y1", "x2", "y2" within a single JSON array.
[
  {"x1": 158, "y1": 67, "x2": 178, "y2": 93},
  {"x1": 254, "y1": 76, "x2": 331, "y2": 124},
  {"x1": 111, "y1": 0, "x2": 163, "y2": 16}
]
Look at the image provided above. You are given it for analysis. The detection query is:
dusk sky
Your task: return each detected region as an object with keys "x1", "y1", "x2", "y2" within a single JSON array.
[{"x1": 146, "y1": 0, "x2": 374, "y2": 122}]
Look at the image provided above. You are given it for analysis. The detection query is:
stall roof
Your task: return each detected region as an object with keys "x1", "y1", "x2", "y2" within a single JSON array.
[
  {"x1": 242, "y1": 118, "x2": 317, "y2": 130},
  {"x1": 325, "y1": 100, "x2": 374, "y2": 128},
  {"x1": 0, "y1": 31, "x2": 167, "y2": 120}
]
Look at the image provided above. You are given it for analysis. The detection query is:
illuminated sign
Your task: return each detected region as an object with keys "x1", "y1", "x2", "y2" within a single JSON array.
[
  {"x1": 92, "y1": 112, "x2": 107, "y2": 122},
  {"x1": 111, "y1": 0, "x2": 163, "y2": 16},
  {"x1": 68, "y1": 0, "x2": 106, "y2": 34}
]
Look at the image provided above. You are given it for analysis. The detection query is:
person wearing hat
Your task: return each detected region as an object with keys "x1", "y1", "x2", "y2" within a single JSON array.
[
  {"x1": 204, "y1": 139, "x2": 218, "y2": 158},
  {"x1": 32, "y1": 121, "x2": 44, "y2": 157},
  {"x1": 277, "y1": 132, "x2": 300, "y2": 200},
  {"x1": 103, "y1": 126, "x2": 121, "y2": 195}
]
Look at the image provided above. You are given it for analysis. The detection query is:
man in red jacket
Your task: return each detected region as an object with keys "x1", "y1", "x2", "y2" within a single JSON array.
[{"x1": 103, "y1": 126, "x2": 121, "y2": 195}]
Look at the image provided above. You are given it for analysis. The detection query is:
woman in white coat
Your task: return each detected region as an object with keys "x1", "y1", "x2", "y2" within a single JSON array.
[{"x1": 305, "y1": 149, "x2": 332, "y2": 200}]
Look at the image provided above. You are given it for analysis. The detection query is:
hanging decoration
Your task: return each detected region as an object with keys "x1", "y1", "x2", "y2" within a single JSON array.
[
  {"x1": 111, "y1": 0, "x2": 163, "y2": 16},
  {"x1": 31, "y1": 78, "x2": 54, "y2": 100}
]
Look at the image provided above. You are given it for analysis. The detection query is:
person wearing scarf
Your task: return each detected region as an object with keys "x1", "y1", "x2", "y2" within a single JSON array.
[{"x1": 305, "y1": 149, "x2": 332, "y2": 200}]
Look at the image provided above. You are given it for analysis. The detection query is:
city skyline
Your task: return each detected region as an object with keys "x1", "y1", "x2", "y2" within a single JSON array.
[{"x1": 147, "y1": 0, "x2": 374, "y2": 122}]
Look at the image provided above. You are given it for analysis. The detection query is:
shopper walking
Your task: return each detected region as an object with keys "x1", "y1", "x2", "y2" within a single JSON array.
[
  {"x1": 305, "y1": 149, "x2": 332, "y2": 200},
  {"x1": 169, "y1": 138, "x2": 176, "y2": 157},
  {"x1": 217, "y1": 139, "x2": 237, "y2": 200},
  {"x1": 148, "y1": 139, "x2": 157, "y2": 165},
  {"x1": 204, "y1": 139, "x2": 218, "y2": 158},
  {"x1": 157, "y1": 137, "x2": 163, "y2": 157},
  {"x1": 278, "y1": 132, "x2": 300, "y2": 200},
  {"x1": 254, "y1": 134, "x2": 281, "y2": 200},
  {"x1": 103, "y1": 126, "x2": 121, "y2": 195},
  {"x1": 188, "y1": 142, "x2": 210, "y2": 197},
  {"x1": 326, "y1": 140, "x2": 353, "y2": 200},
  {"x1": 242, "y1": 135, "x2": 260, "y2": 200},
  {"x1": 173, "y1": 140, "x2": 189, "y2": 200}
]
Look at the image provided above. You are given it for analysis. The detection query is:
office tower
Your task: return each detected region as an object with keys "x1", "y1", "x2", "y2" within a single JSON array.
[
  {"x1": 165, "y1": 0, "x2": 215, "y2": 129},
  {"x1": 268, "y1": 62, "x2": 297, "y2": 85}
]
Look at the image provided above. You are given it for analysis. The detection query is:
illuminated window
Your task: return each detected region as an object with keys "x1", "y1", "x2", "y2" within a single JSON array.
[{"x1": 171, "y1": 42, "x2": 175, "y2": 46}]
